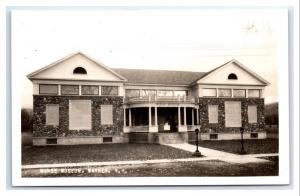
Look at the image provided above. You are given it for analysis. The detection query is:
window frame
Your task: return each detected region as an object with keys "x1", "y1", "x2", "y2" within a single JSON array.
[
  {"x1": 45, "y1": 104, "x2": 59, "y2": 126},
  {"x1": 101, "y1": 105, "x2": 113, "y2": 125},
  {"x1": 39, "y1": 84, "x2": 59, "y2": 95},
  {"x1": 101, "y1": 86, "x2": 119, "y2": 96},
  {"x1": 202, "y1": 88, "x2": 217, "y2": 97},
  {"x1": 61, "y1": 85, "x2": 80, "y2": 95},
  {"x1": 69, "y1": 100, "x2": 92, "y2": 130},
  {"x1": 218, "y1": 88, "x2": 232, "y2": 97},
  {"x1": 81, "y1": 85, "x2": 99, "y2": 95}
]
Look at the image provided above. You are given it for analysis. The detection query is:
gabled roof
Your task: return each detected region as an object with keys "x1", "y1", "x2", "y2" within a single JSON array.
[
  {"x1": 191, "y1": 59, "x2": 270, "y2": 85},
  {"x1": 112, "y1": 68, "x2": 206, "y2": 86},
  {"x1": 27, "y1": 51, "x2": 127, "y2": 81}
]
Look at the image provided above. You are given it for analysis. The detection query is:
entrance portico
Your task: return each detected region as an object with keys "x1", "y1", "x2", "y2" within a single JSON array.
[{"x1": 123, "y1": 95, "x2": 199, "y2": 134}]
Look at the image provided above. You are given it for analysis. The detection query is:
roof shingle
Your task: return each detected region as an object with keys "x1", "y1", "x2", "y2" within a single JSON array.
[{"x1": 112, "y1": 68, "x2": 206, "y2": 86}]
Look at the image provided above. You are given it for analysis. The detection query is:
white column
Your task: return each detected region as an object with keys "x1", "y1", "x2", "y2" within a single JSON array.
[
  {"x1": 58, "y1": 84, "x2": 61, "y2": 95},
  {"x1": 184, "y1": 107, "x2": 187, "y2": 126},
  {"x1": 123, "y1": 108, "x2": 126, "y2": 126},
  {"x1": 154, "y1": 107, "x2": 158, "y2": 126},
  {"x1": 192, "y1": 108, "x2": 194, "y2": 126},
  {"x1": 149, "y1": 107, "x2": 152, "y2": 126},
  {"x1": 129, "y1": 108, "x2": 132, "y2": 127}
]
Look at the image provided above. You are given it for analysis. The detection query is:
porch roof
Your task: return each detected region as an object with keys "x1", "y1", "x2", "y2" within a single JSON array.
[{"x1": 112, "y1": 68, "x2": 206, "y2": 86}]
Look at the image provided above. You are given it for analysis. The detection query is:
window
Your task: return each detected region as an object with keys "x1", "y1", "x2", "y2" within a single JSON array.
[
  {"x1": 250, "y1": 133, "x2": 258, "y2": 138},
  {"x1": 101, "y1": 86, "x2": 118, "y2": 96},
  {"x1": 248, "y1": 105, "x2": 258, "y2": 123},
  {"x1": 61, "y1": 85, "x2": 79, "y2": 95},
  {"x1": 157, "y1": 90, "x2": 173, "y2": 97},
  {"x1": 69, "y1": 100, "x2": 91, "y2": 130},
  {"x1": 45, "y1": 104, "x2": 59, "y2": 126},
  {"x1": 225, "y1": 101, "x2": 242, "y2": 127},
  {"x1": 248, "y1": 89, "x2": 260, "y2": 98},
  {"x1": 228, "y1": 73, "x2": 238, "y2": 80},
  {"x1": 46, "y1": 138, "x2": 57, "y2": 144},
  {"x1": 208, "y1": 105, "x2": 218, "y2": 123},
  {"x1": 82, "y1": 85, "x2": 99, "y2": 95},
  {"x1": 101, "y1": 105, "x2": 113, "y2": 125},
  {"x1": 218, "y1": 88, "x2": 231, "y2": 97},
  {"x1": 140, "y1": 89, "x2": 156, "y2": 97},
  {"x1": 39, "y1": 84, "x2": 58, "y2": 95},
  {"x1": 174, "y1": 90, "x2": 187, "y2": 97},
  {"x1": 233, "y1": 89, "x2": 246, "y2": 97},
  {"x1": 126, "y1": 89, "x2": 140, "y2": 97},
  {"x1": 103, "y1": 137, "x2": 113, "y2": 143},
  {"x1": 203, "y1": 88, "x2": 217, "y2": 97},
  {"x1": 210, "y1": 134, "x2": 218, "y2": 140},
  {"x1": 73, "y1": 67, "x2": 87, "y2": 74}
]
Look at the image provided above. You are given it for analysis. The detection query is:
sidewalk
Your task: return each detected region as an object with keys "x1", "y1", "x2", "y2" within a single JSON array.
[{"x1": 164, "y1": 143, "x2": 278, "y2": 164}]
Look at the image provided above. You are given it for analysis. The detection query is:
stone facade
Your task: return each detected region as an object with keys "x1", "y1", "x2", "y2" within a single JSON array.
[
  {"x1": 33, "y1": 95, "x2": 124, "y2": 138},
  {"x1": 198, "y1": 98, "x2": 265, "y2": 134}
]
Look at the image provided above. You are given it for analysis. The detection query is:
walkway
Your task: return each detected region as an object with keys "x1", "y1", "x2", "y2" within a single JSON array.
[{"x1": 164, "y1": 143, "x2": 278, "y2": 164}]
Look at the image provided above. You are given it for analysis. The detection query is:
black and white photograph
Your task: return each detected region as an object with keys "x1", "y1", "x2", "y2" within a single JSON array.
[{"x1": 8, "y1": 4, "x2": 294, "y2": 187}]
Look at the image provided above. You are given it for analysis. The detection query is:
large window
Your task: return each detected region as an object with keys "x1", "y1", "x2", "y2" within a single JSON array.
[
  {"x1": 233, "y1": 89, "x2": 246, "y2": 98},
  {"x1": 248, "y1": 105, "x2": 258, "y2": 123},
  {"x1": 248, "y1": 89, "x2": 260, "y2": 98},
  {"x1": 101, "y1": 105, "x2": 113, "y2": 125},
  {"x1": 45, "y1": 104, "x2": 59, "y2": 126},
  {"x1": 82, "y1": 85, "x2": 99, "y2": 95},
  {"x1": 140, "y1": 89, "x2": 156, "y2": 97},
  {"x1": 203, "y1": 88, "x2": 217, "y2": 97},
  {"x1": 126, "y1": 89, "x2": 140, "y2": 97},
  {"x1": 39, "y1": 84, "x2": 58, "y2": 95},
  {"x1": 69, "y1": 100, "x2": 91, "y2": 130},
  {"x1": 225, "y1": 101, "x2": 241, "y2": 127},
  {"x1": 157, "y1": 90, "x2": 173, "y2": 97},
  {"x1": 174, "y1": 90, "x2": 187, "y2": 97},
  {"x1": 208, "y1": 105, "x2": 218, "y2": 123},
  {"x1": 61, "y1": 85, "x2": 79, "y2": 95},
  {"x1": 101, "y1": 86, "x2": 118, "y2": 96},
  {"x1": 218, "y1": 88, "x2": 231, "y2": 97}
]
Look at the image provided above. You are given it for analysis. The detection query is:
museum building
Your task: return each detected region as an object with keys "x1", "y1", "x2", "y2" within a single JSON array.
[{"x1": 27, "y1": 52, "x2": 269, "y2": 145}]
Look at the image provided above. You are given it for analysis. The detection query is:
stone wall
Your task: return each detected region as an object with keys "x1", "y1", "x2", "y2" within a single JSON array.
[
  {"x1": 33, "y1": 95, "x2": 124, "y2": 138},
  {"x1": 198, "y1": 98, "x2": 265, "y2": 133}
]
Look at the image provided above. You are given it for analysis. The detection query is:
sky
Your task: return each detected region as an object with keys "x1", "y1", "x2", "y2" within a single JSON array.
[{"x1": 11, "y1": 8, "x2": 288, "y2": 108}]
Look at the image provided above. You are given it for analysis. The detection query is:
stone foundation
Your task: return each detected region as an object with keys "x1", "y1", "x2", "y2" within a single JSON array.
[{"x1": 188, "y1": 131, "x2": 267, "y2": 141}]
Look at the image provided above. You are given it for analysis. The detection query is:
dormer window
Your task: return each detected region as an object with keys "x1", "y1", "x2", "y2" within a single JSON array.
[
  {"x1": 73, "y1": 67, "x2": 87, "y2": 74},
  {"x1": 228, "y1": 73, "x2": 238, "y2": 80}
]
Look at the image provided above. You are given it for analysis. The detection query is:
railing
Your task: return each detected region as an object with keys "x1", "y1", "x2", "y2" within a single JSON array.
[{"x1": 125, "y1": 95, "x2": 195, "y2": 104}]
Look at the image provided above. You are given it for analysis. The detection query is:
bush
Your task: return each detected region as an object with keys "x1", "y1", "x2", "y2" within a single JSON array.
[{"x1": 21, "y1": 108, "x2": 33, "y2": 132}]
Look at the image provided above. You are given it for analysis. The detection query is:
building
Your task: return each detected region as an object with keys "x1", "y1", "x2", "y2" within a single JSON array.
[{"x1": 27, "y1": 52, "x2": 269, "y2": 145}]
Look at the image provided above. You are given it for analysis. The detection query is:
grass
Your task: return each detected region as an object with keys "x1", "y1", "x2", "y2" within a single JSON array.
[
  {"x1": 189, "y1": 139, "x2": 278, "y2": 154},
  {"x1": 22, "y1": 159, "x2": 278, "y2": 177},
  {"x1": 22, "y1": 143, "x2": 193, "y2": 165}
]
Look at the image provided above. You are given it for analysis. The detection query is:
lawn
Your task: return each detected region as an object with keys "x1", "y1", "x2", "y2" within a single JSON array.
[
  {"x1": 189, "y1": 139, "x2": 278, "y2": 154},
  {"x1": 22, "y1": 159, "x2": 278, "y2": 177},
  {"x1": 22, "y1": 143, "x2": 193, "y2": 165}
]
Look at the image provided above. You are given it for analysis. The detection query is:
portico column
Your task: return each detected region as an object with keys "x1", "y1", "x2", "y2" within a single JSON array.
[
  {"x1": 154, "y1": 107, "x2": 158, "y2": 126},
  {"x1": 184, "y1": 107, "x2": 187, "y2": 126},
  {"x1": 123, "y1": 108, "x2": 126, "y2": 126},
  {"x1": 149, "y1": 107, "x2": 152, "y2": 126},
  {"x1": 129, "y1": 108, "x2": 132, "y2": 127},
  {"x1": 192, "y1": 108, "x2": 194, "y2": 126}
]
